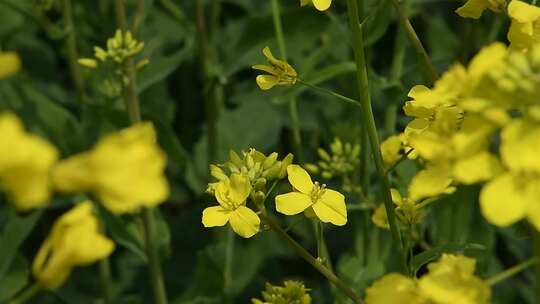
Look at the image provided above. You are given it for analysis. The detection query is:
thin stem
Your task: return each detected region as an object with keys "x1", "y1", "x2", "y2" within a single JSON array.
[
  {"x1": 486, "y1": 257, "x2": 537, "y2": 286},
  {"x1": 271, "y1": 0, "x2": 304, "y2": 161},
  {"x1": 296, "y1": 79, "x2": 362, "y2": 108},
  {"x1": 388, "y1": 0, "x2": 438, "y2": 84},
  {"x1": 113, "y1": 1, "x2": 168, "y2": 303},
  {"x1": 384, "y1": 148, "x2": 414, "y2": 175},
  {"x1": 223, "y1": 228, "x2": 234, "y2": 294},
  {"x1": 9, "y1": 282, "x2": 42, "y2": 304},
  {"x1": 258, "y1": 208, "x2": 363, "y2": 304},
  {"x1": 133, "y1": 0, "x2": 146, "y2": 34},
  {"x1": 62, "y1": 0, "x2": 86, "y2": 102},
  {"x1": 345, "y1": 0, "x2": 407, "y2": 273},
  {"x1": 99, "y1": 258, "x2": 114, "y2": 303},
  {"x1": 159, "y1": 0, "x2": 189, "y2": 26}
]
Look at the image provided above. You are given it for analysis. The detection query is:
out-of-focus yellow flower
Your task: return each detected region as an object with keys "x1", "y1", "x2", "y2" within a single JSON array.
[
  {"x1": 380, "y1": 133, "x2": 414, "y2": 168},
  {"x1": 202, "y1": 173, "x2": 260, "y2": 238},
  {"x1": 507, "y1": 0, "x2": 540, "y2": 51},
  {"x1": 300, "y1": 0, "x2": 332, "y2": 11},
  {"x1": 252, "y1": 280, "x2": 312, "y2": 304},
  {"x1": 252, "y1": 47, "x2": 297, "y2": 90},
  {"x1": 372, "y1": 204, "x2": 389, "y2": 229},
  {"x1": 53, "y1": 122, "x2": 169, "y2": 214},
  {"x1": 455, "y1": 0, "x2": 506, "y2": 19},
  {"x1": 305, "y1": 138, "x2": 360, "y2": 179},
  {"x1": 365, "y1": 273, "x2": 425, "y2": 304},
  {"x1": 480, "y1": 118, "x2": 540, "y2": 230},
  {"x1": 32, "y1": 202, "x2": 115, "y2": 289},
  {"x1": 77, "y1": 58, "x2": 98, "y2": 69},
  {"x1": 0, "y1": 52, "x2": 21, "y2": 79},
  {"x1": 372, "y1": 189, "x2": 433, "y2": 229},
  {"x1": 0, "y1": 113, "x2": 58, "y2": 210},
  {"x1": 275, "y1": 165, "x2": 347, "y2": 226},
  {"x1": 419, "y1": 254, "x2": 491, "y2": 304},
  {"x1": 79, "y1": 29, "x2": 146, "y2": 69}
]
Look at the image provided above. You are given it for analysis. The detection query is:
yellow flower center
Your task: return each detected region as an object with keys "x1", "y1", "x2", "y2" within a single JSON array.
[{"x1": 309, "y1": 182, "x2": 327, "y2": 203}]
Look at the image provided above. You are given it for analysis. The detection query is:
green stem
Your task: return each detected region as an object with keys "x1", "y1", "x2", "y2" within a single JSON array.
[
  {"x1": 133, "y1": 0, "x2": 146, "y2": 34},
  {"x1": 158, "y1": 0, "x2": 189, "y2": 26},
  {"x1": 486, "y1": 257, "x2": 537, "y2": 286},
  {"x1": 384, "y1": 148, "x2": 414, "y2": 175},
  {"x1": 259, "y1": 208, "x2": 363, "y2": 304},
  {"x1": 345, "y1": 0, "x2": 407, "y2": 273},
  {"x1": 388, "y1": 0, "x2": 438, "y2": 84},
  {"x1": 296, "y1": 79, "x2": 362, "y2": 108},
  {"x1": 9, "y1": 283, "x2": 42, "y2": 304},
  {"x1": 62, "y1": 0, "x2": 86, "y2": 102},
  {"x1": 99, "y1": 258, "x2": 114, "y2": 303},
  {"x1": 113, "y1": 1, "x2": 168, "y2": 303},
  {"x1": 271, "y1": 0, "x2": 304, "y2": 161},
  {"x1": 223, "y1": 228, "x2": 234, "y2": 295}
]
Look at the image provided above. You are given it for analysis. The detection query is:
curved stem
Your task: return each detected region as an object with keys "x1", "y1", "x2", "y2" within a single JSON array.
[
  {"x1": 113, "y1": 1, "x2": 168, "y2": 303},
  {"x1": 486, "y1": 257, "x2": 537, "y2": 286},
  {"x1": 345, "y1": 0, "x2": 407, "y2": 273},
  {"x1": 388, "y1": 0, "x2": 438, "y2": 84},
  {"x1": 9, "y1": 283, "x2": 42, "y2": 304},
  {"x1": 259, "y1": 208, "x2": 363, "y2": 304},
  {"x1": 296, "y1": 79, "x2": 362, "y2": 108}
]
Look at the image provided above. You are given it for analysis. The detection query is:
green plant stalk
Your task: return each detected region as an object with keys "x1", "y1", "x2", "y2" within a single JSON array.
[
  {"x1": 223, "y1": 228, "x2": 235, "y2": 295},
  {"x1": 62, "y1": 0, "x2": 86, "y2": 102},
  {"x1": 296, "y1": 79, "x2": 362, "y2": 107},
  {"x1": 8, "y1": 283, "x2": 41, "y2": 304},
  {"x1": 159, "y1": 0, "x2": 189, "y2": 26},
  {"x1": 388, "y1": 0, "x2": 438, "y2": 84},
  {"x1": 258, "y1": 207, "x2": 363, "y2": 304},
  {"x1": 345, "y1": 0, "x2": 407, "y2": 273},
  {"x1": 486, "y1": 257, "x2": 537, "y2": 286},
  {"x1": 271, "y1": 0, "x2": 304, "y2": 162},
  {"x1": 113, "y1": 1, "x2": 168, "y2": 303},
  {"x1": 99, "y1": 258, "x2": 114, "y2": 303}
]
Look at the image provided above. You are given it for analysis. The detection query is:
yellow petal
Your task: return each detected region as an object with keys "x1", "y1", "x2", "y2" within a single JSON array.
[
  {"x1": 409, "y1": 164, "x2": 454, "y2": 201},
  {"x1": 202, "y1": 206, "x2": 231, "y2": 227},
  {"x1": 286, "y1": 165, "x2": 314, "y2": 194},
  {"x1": 453, "y1": 151, "x2": 502, "y2": 184},
  {"x1": 365, "y1": 273, "x2": 419, "y2": 304},
  {"x1": 256, "y1": 75, "x2": 279, "y2": 90},
  {"x1": 456, "y1": 0, "x2": 489, "y2": 19},
  {"x1": 252, "y1": 64, "x2": 277, "y2": 75},
  {"x1": 372, "y1": 205, "x2": 389, "y2": 230},
  {"x1": 313, "y1": 0, "x2": 332, "y2": 11},
  {"x1": 0, "y1": 52, "x2": 21, "y2": 79},
  {"x1": 313, "y1": 189, "x2": 347, "y2": 226},
  {"x1": 480, "y1": 173, "x2": 528, "y2": 227},
  {"x1": 275, "y1": 192, "x2": 313, "y2": 215},
  {"x1": 390, "y1": 189, "x2": 403, "y2": 205},
  {"x1": 500, "y1": 119, "x2": 540, "y2": 173},
  {"x1": 508, "y1": 0, "x2": 540, "y2": 23},
  {"x1": 229, "y1": 206, "x2": 260, "y2": 238},
  {"x1": 228, "y1": 173, "x2": 251, "y2": 203}
]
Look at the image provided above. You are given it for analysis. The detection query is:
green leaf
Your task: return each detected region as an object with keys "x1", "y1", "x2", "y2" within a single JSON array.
[
  {"x1": 0, "y1": 255, "x2": 30, "y2": 302},
  {"x1": 0, "y1": 209, "x2": 42, "y2": 280},
  {"x1": 411, "y1": 243, "x2": 487, "y2": 275},
  {"x1": 138, "y1": 46, "x2": 193, "y2": 93}
]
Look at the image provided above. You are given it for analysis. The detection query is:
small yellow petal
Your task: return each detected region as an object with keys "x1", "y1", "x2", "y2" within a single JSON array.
[
  {"x1": 312, "y1": 0, "x2": 332, "y2": 11},
  {"x1": 275, "y1": 192, "x2": 313, "y2": 215},
  {"x1": 202, "y1": 206, "x2": 230, "y2": 227},
  {"x1": 229, "y1": 206, "x2": 260, "y2": 238},
  {"x1": 0, "y1": 52, "x2": 21, "y2": 79},
  {"x1": 286, "y1": 165, "x2": 314, "y2": 194},
  {"x1": 313, "y1": 189, "x2": 347, "y2": 226},
  {"x1": 256, "y1": 75, "x2": 279, "y2": 90},
  {"x1": 480, "y1": 173, "x2": 529, "y2": 227}
]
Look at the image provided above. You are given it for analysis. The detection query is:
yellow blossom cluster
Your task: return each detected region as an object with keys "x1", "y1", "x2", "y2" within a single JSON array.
[
  {"x1": 304, "y1": 137, "x2": 360, "y2": 180},
  {"x1": 381, "y1": 40, "x2": 540, "y2": 230},
  {"x1": 365, "y1": 254, "x2": 490, "y2": 304},
  {"x1": 252, "y1": 47, "x2": 297, "y2": 90},
  {"x1": 252, "y1": 280, "x2": 312, "y2": 304},
  {"x1": 372, "y1": 188, "x2": 433, "y2": 229}
]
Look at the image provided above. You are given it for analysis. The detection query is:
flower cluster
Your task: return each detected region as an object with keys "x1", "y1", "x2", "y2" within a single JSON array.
[
  {"x1": 78, "y1": 29, "x2": 146, "y2": 68},
  {"x1": 365, "y1": 254, "x2": 490, "y2": 304},
  {"x1": 251, "y1": 280, "x2": 312, "y2": 304},
  {"x1": 252, "y1": 47, "x2": 297, "y2": 90},
  {"x1": 372, "y1": 188, "x2": 432, "y2": 229},
  {"x1": 304, "y1": 138, "x2": 360, "y2": 180}
]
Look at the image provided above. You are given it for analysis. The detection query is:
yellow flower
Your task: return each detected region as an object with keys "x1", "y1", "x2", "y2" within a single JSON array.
[
  {"x1": 0, "y1": 113, "x2": 58, "y2": 210},
  {"x1": 0, "y1": 52, "x2": 21, "y2": 79},
  {"x1": 202, "y1": 173, "x2": 260, "y2": 238},
  {"x1": 455, "y1": 0, "x2": 506, "y2": 19},
  {"x1": 53, "y1": 122, "x2": 169, "y2": 214},
  {"x1": 300, "y1": 0, "x2": 332, "y2": 11},
  {"x1": 418, "y1": 254, "x2": 491, "y2": 304},
  {"x1": 380, "y1": 133, "x2": 414, "y2": 167},
  {"x1": 32, "y1": 202, "x2": 115, "y2": 289},
  {"x1": 507, "y1": 0, "x2": 540, "y2": 51},
  {"x1": 372, "y1": 204, "x2": 389, "y2": 229},
  {"x1": 252, "y1": 47, "x2": 297, "y2": 90},
  {"x1": 252, "y1": 280, "x2": 312, "y2": 304},
  {"x1": 365, "y1": 273, "x2": 426, "y2": 304},
  {"x1": 480, "y1": 118, "x2": 540, "y2": 230},
  {"x1": 275, "y1": 165, "x2": 347, "y2": 226}
]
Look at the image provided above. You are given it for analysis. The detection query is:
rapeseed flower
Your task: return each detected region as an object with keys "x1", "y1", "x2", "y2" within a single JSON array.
[
  {"x1": 507, "y1": 0, "x2": 540, "y2": 51},
  {"x1": 53, "y1": 122, "x2": 169, "y2": 214},
  {"x1": 78, "y1": 29, "x2": 145, "y2": 68},
  {"x1": 300, "y1": 0, "x2": 332, "y2": 11},
  {"x1": 202, "y1": 173, "x2": 260, "y2": 238},
  {"x1": 365, "y1": 273, "x2": 425, "y2": 304},
  {"x1": 275, "y1": 165, "x2": 347, "y2": 226},
  {"x1": 0, "y1": 113, "x2": 58, "y2": 210},
  {"x1": 0, "y1": 52, "x2": 21, "y2": 79},
  {"x1": 372, "y1": 189, "x2": 432, "y2": 229},
  {"x1": 252, "y1": 280, "x2": 311, "y2": 304},
  {"x1": 455, "y1": 0, "x2": 506, "y2": 19},
  {"x1": 32, "y1": 202, "x2": 115, "y2": 289},
  {"x1": 304, "y1": 137, "x2": 360, "y2": 179},
  {"x1": 252, "y1": 47, "x2": 297, "y2": 90}
]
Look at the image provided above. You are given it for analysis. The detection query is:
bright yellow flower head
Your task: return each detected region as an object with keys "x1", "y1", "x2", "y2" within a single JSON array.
[
  {"x1": 202, "y1": 173, "x2": 261, "y2": 238},
  {"x1": 507, "y1": 1, "x2": 540, "y2": 51},
  {"x1": 455, "y1": 0, "x2": 506, "y2": 19},
  {"x1": 53, "y1": 122, "x2": 169, "y2": 214},
  {"x1": 419, "y1": 254, "x2": 491, "y2": 304},
  {"x1": 365, "y1": 273, "x2": 426, "y2": 304},
  {"x1": 32, "y1": 202, "x2": 115, "y2": 289},
  {"x1": 0, "y1": 113, "x2": 58, "y2": 210},
  {"x1": 251, "y1": 280, "x2": 312, "y2": 304},
  {"x1": 252, "y1": 47, "x2": 297, "y2": 90},
  {"x1": 275, "y1": 165, "x2": 347, "y2": 226},
  {"x1": 480, "y1": 118, "x2": 540, "y2": 230},
  {"x1": 0, "y1": 52, "x2": 21, "y2": 79},
  {"x1": 300, "y1": 0, "x2": 332, "y2": 11}
]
